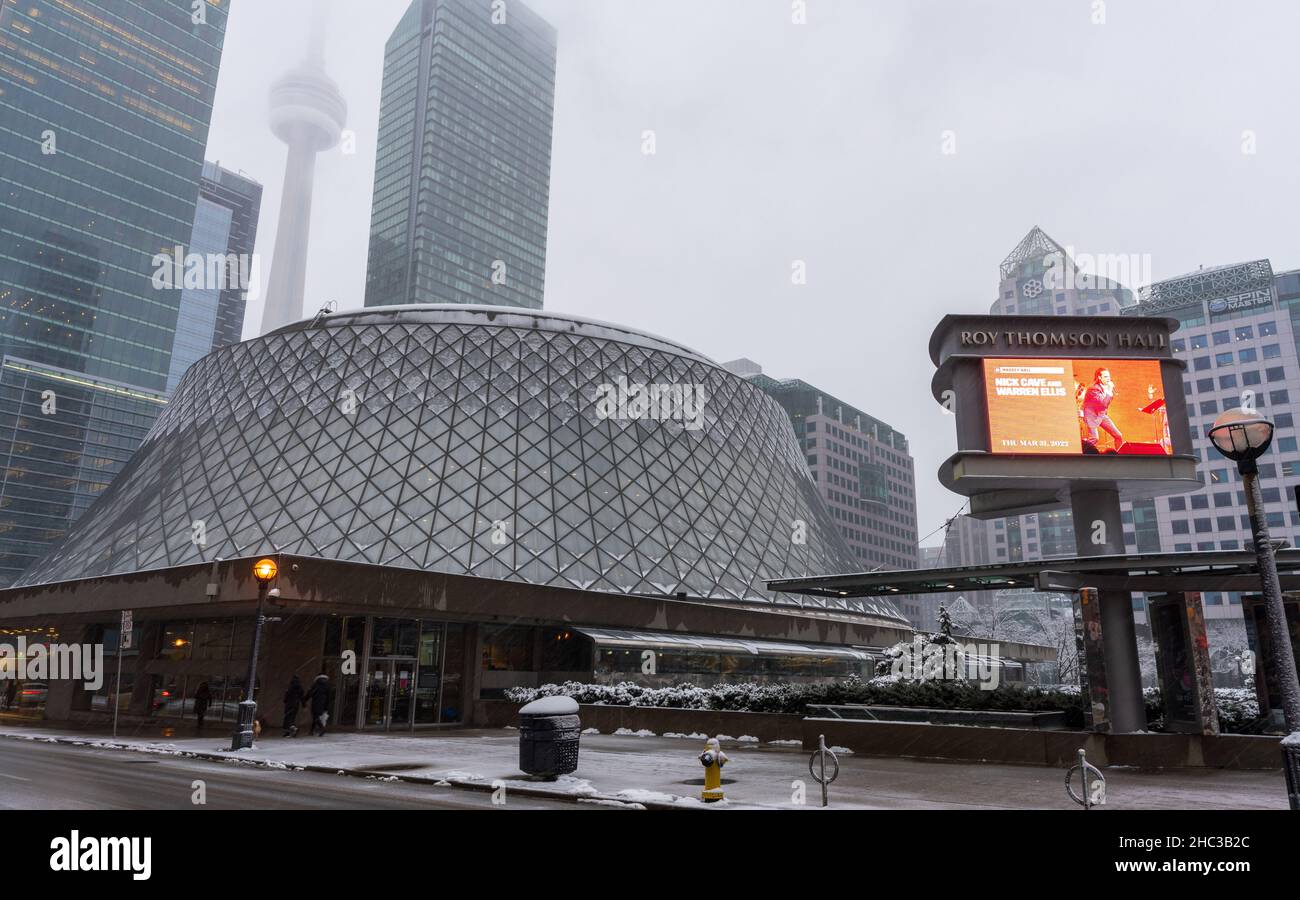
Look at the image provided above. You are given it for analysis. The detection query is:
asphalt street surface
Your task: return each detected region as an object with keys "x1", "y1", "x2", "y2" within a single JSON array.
[{"x1": 0, "y1": 739, "x2": 602, "y2": 810}]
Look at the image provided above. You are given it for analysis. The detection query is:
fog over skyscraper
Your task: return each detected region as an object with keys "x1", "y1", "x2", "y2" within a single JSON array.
[
  {"x1": 364, "y1": 0, "x2": 557, "y2": 311},
  {"x1": 260, "y1": 5, "x2": 348, "y2": 334}
]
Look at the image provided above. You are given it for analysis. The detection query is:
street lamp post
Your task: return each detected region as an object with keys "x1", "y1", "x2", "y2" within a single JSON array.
[
  {"x1": 231, "y1": 557, "x2": 278, "y2": 751},
  {"x1": 1208, "y1": 408, "x2": 1300, "y2": 736}
]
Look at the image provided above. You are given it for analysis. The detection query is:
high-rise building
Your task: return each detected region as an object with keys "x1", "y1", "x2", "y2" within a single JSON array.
[
  {"x1": 984, "y1": 227, "x2": 1145, "y2": 566},
  {"x1": 0, "y1": 0, "x2": 227, "y2": 584},
  {"x1": 167, "y1": 162, "x2": 263, "y2": 393},
  {"x1": 1122, "y1": 259, "x2": 1300, "y2": 630},
  {"x1": 724, "y1": 360, "x2": 921, "y2": 574},
  {"x1": 364, "y1": 0, "x2": 557, "y2": 311},
  {"x1": 980, "y1": 227, "x2": 1300, "y2": 643}
]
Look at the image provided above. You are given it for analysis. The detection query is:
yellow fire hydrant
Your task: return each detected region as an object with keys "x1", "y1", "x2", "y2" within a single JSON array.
[{"x1": 699, "y1": 737, "x2": 728, "y2": 802}]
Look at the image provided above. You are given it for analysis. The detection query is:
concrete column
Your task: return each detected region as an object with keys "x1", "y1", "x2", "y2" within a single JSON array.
[
  {"x1": 1070, "y1": 487, "x2": 1145, "y2": 733},
  {"x1": 41, "y1": 625, "x2": 95, "y2": 720},
  {"x1": 128, "y1": 623, "x2": 162, "y2": 717}
]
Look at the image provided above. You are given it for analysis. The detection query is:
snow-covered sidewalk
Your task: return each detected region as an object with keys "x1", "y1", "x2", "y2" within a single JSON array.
[{"x1": 0, "y1": 722, "x2": 1287, "y2": 810}]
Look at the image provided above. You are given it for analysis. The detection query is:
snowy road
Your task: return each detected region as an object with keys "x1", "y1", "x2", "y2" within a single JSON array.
[
  {"x1": 0, "y1": 740, "x2": 606, "y2": 811},
  {"x1": 0, "y1": 724, "x2": 1288, "y2": 810}
]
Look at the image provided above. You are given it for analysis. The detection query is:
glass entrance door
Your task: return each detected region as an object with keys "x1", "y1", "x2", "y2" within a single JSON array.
[{"x1": 363, "y1": 659, "x2": 416, "y2": 730}]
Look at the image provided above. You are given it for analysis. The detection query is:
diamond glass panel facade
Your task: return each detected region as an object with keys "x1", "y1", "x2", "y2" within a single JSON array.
[
  {"x1": 17, "y1": 307, "x2": 906, "y2": 625},
  {"x1": 364, "y1": 0, "x2": 556, "y2": 311}
]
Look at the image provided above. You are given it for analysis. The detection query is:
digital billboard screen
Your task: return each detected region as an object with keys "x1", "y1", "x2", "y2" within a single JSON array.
[{"x1": 983, "y1": 358, "x2": 1172, "y2": 456}]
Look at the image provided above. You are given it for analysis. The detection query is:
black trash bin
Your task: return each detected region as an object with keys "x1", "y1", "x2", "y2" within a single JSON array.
[
  {"x1": 518, "y1": 696, "x2": 581, "y2": 779},
  {"x1": 1284, "y1": 733, "x2": 1300, "y2": 812}
]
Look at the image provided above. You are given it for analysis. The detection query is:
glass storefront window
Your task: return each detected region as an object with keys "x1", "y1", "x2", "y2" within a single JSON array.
[
  {"x1": 193, "y1": 619, "x2": 235, "y2": 661},
  {"x1": 158, "y1": 622, "x2": 194, "y2": 661},
  {"x1": 441, "y1": 624, "x2": 466, "y2": 723},
  {"x1": 481, "y1": 625, "x2": 531, "y2": 671},
  {"x1": 414, "y1": 622, "x2": 444, "y2": 725},
  {"x1": 371, "y1": 618, "x2": 418, "y2": 657}
]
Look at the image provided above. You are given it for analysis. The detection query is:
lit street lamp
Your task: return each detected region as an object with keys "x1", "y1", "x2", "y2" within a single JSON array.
[
  {"x1": 231, "y1": 557, "x2": 278, "y2": 751},
  {"x1": 1208, "y1": 408, "x2": 1300, "y2": 737}
]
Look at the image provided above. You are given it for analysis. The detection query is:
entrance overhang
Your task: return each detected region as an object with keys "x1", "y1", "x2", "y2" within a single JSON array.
[{"x1": 767, "y1": 548, "x2": 1300, "y2": 600}]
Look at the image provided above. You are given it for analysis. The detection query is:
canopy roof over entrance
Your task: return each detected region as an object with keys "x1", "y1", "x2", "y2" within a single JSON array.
[
  {"x1": 768, "y1": 549, "x2": 1300, "y2": 599},
  {"x1": 575, "y1": 627, "x2": 877, "y2": 661}
]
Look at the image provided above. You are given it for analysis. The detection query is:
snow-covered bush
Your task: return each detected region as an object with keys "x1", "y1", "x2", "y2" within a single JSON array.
[{"x1": 505, "y1": 676, "x2": 1086, "y2": 722}]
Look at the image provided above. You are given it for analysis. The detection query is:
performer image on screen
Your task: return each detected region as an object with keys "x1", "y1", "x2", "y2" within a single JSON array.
[{"x1": 1080, "y1": 367, "x2": 1125, "y2": 452}]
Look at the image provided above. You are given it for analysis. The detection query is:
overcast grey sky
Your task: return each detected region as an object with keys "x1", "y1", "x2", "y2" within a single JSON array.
[{"x1": 204, "y1": 0, "x2": 1300, "y2": 546}]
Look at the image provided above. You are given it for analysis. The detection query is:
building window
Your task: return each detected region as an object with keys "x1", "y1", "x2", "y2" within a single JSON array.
[{"x1": 1239, "y1": 348, "x2": 1258, "y2": 363}]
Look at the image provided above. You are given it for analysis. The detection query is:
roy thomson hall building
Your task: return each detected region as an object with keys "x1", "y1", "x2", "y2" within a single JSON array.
[{"x1": 0, "y1": 306, "x2": 1055, "y2": 731}]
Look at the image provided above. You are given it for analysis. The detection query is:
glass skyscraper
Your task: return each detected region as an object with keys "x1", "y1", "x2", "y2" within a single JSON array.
[
  {"x1": 167, "y1": 161, "x2": 262, "y2": 393},
  {"x1": 0, "y1": 0, "x2": 227, "y2": 584},
  {"x1": 364, "y1": 0, "x2": 557, "y2": 311}
]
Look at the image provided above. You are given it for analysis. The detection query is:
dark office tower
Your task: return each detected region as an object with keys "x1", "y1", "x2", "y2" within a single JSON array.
[
  {"x1": 365, "y1": 0, "x2": 557, "y2": 310},
  {"x1": 0, "y1": 0, "x2": 227, "y2": 584},
  {"x1": 167, "y1": 161, "x2": 263, "y2": 393}
]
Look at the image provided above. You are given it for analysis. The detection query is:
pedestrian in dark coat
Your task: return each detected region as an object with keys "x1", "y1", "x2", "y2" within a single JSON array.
[
  {"x1": 282, "y1": 674, "x2": 305, "y2": 736},
  {"x1": 2, "y1": 678, "x2": 16, "y2": 710},
  {"x1": 303, "y1": 674, "x2": 333, "y2": 736},
  {"x1": 193, "y1": 681, "x2": 211, "y2": 731}
]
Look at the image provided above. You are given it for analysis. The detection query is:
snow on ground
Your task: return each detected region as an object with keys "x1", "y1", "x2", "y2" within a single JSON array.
[
  {"x1": 613, "y1": 727, "x2": 656, "y2": 737},
  {"x1": 662, "y1": 731, "x2": 709, "y2": 740},
  {"x1": 736, "y1": 735, "x2": 759, "y2": 742},
  {"x1": 579, "y1": 797, "x2": 646, "y2": 810},
  {"x1": 613, "y1": 789, "x2": 707, "y2": 807},
  {"x1": 0, "y1": 724, "x2": 1288, "y2": 811}
]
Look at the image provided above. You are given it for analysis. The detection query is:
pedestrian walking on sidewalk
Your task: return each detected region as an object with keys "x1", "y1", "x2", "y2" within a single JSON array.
[
  {"x1": 193, "y1": 681, "x2": 211, "y2": 731},
  {"x1": 283, "y1": 674, "x2": 305, "y2": 737},
  {"x1": 2, "y1": 679, "x2": 15, "y2": 710},
  {"x1": 303, "y1": 673, "x2": 333, "y2": 736}
]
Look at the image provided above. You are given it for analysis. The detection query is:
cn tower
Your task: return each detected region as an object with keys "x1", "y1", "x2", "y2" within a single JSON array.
[{"x1": 260, "y1": 4, "x2": 347, "y2": 334}]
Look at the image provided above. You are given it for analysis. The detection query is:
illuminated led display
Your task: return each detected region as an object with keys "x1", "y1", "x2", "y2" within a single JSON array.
[{"x1": 983, "y1": 358, "x2": 1172, "y2": 456}]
